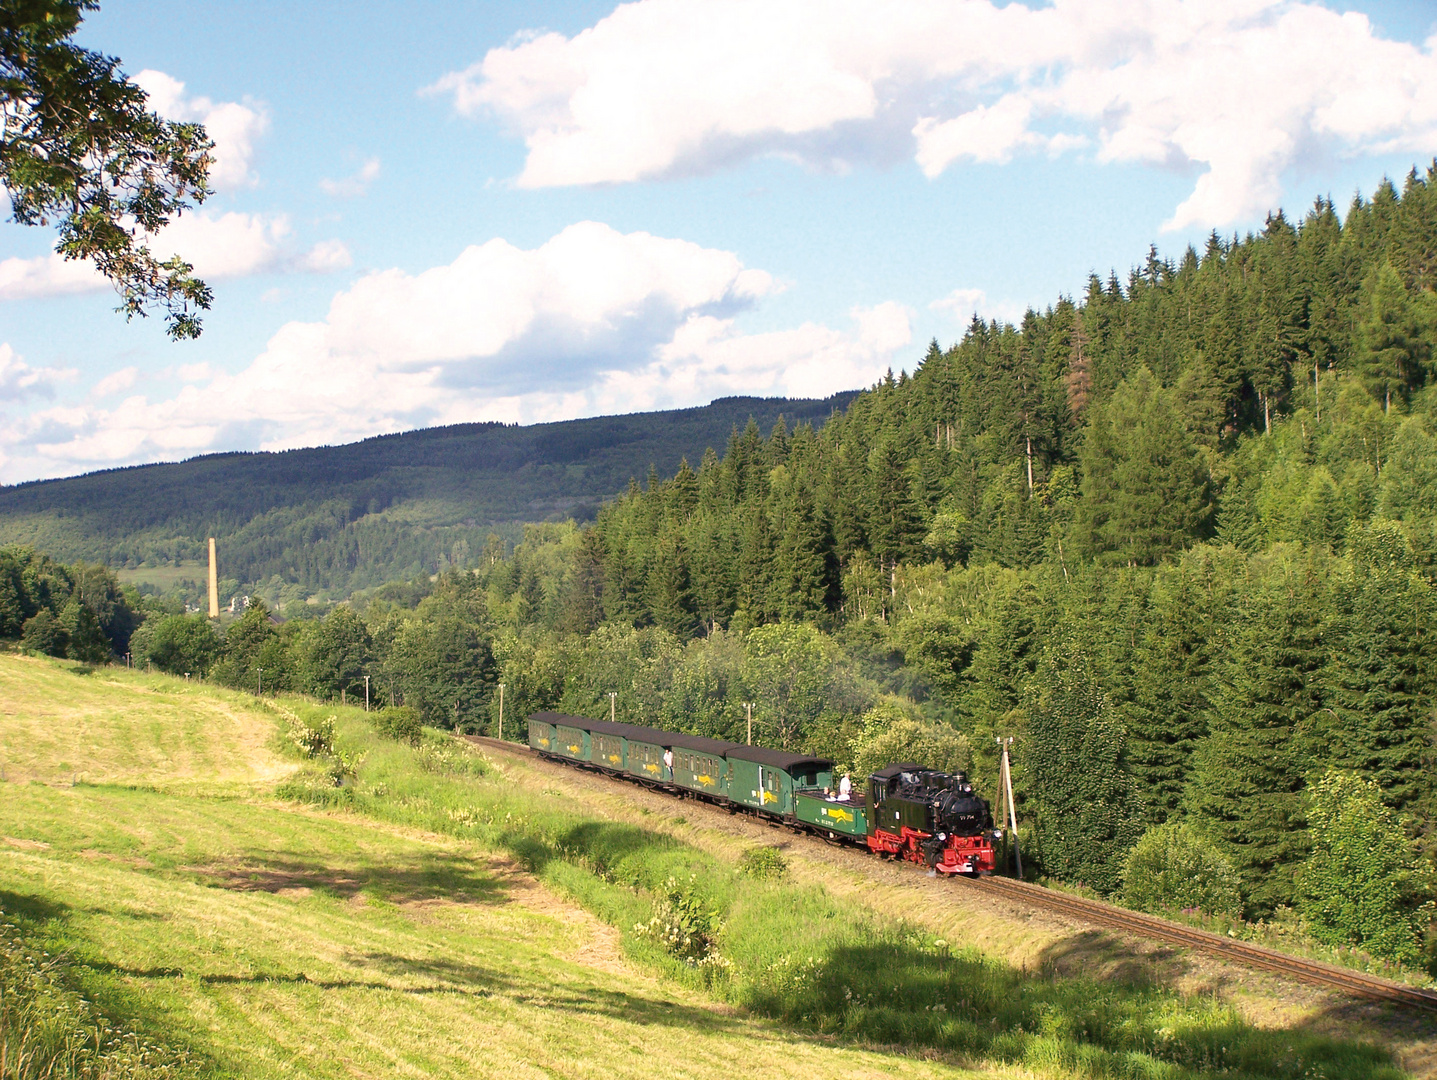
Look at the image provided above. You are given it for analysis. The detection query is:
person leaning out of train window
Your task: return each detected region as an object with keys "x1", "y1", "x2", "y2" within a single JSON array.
[
  {"x1": 663, "y1": 748, "x2": 674, "y2": 777},
  {"x1": 838, "y1": 773, "x2": 852, "y2": 800}
]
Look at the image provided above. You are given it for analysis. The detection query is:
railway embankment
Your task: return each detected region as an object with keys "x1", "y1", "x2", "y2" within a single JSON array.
[{"x1": 465, "y1": 733, "x2": 1437, "y2": 1079}]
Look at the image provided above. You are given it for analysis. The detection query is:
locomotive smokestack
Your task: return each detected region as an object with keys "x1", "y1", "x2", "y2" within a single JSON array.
[{"x1": 207, "y1": 538, "x2": 219, "y2": 619}]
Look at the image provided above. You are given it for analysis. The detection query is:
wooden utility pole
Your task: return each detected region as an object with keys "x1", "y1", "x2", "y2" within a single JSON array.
[
  {"x1": 364, "y1": 675, "x2": 370, "y2": 713},
  {"x1": 744, "y1": 701, "x2": 753, "y2": 745},
  {"x1": 608, "y1": 691, "x2": 617, "y2": 724},
  {"x1": 497, "y1": 682, "x2": 506, "y2": 742},
  {"x1": 995, "y1": 737, "x2": 1022, "y2": 878},
  {"x1": 207, "y1": 538, "x2": 219, "y2": 619}
]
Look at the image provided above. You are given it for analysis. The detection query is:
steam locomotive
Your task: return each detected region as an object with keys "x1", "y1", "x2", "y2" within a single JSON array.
[{"x1": 525, "y1": 712, "x2": 1000, "y2": 876}]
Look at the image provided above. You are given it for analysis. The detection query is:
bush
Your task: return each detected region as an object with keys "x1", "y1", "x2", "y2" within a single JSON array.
[
  {"x1": 1121, "y1": 822, "x2": 1243, "y2": 917},
  {"x1": 1300, "y1": 770, "x2": 1433, "y2": 965},
  {"x1": 374, "y1": 706, "x2": 422, "y2": 746},
  {"x1": 19, "y1": 609, "x2": 66, "y2": 658},
  {"x1": 847, "y1": 703, "x2": 972, "y2": 780},
  {"x1": 129, "y1": 614, "x2": 220, "y2": 676},
  {"x1": 633, "y1": 875, "x2": 725, "y2": 966},
  {"x1": 738, "y1": 846, "x2": 788, "y2": 880}
]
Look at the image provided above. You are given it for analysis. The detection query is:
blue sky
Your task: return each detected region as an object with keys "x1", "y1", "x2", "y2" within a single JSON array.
[{"x1": 1, "y1": 0, "x2": 1435, "y2": 483}]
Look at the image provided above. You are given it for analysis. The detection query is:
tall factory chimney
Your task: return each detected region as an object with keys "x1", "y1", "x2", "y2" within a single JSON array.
[{"x1": 208, "y1": 538, "x2": 219, "y2": 619}]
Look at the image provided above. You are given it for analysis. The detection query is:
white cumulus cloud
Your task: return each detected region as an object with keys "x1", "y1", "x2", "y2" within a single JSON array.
[
  {"x1": 0, "y1": 224, "x2": 907, "y2": 482},
  {"x1": 133, "y1": 70, "x2": 269, "y2": 191},
  {"x1": 0, "y1": 344, "x2": 75, "y2": 403},
  {"x1": 930, "y1": 286, "x2": 1028, "y2": 327},
  {"x1": 0, "y1": 213, "x2": 352, "y2": 302},
  {"x1": 433, "y1": 0, "x2": 1437, "y2": 229},
  {"x1": 319, "y1": 158, "x2": 381, "y2": 198}
]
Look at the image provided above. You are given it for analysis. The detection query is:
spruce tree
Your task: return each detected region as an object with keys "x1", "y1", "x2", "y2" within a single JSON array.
[
  {"x1": 1355, "y1": 261, "x2": 1432, "y2": 411},
  {"x1": 1125, "y1": 553, "x2": 1234, "y2": 823},
  {"x1": 667, "y1": 457, "x2": 699, "y2": 521},
  {"x1": 646, "y1": 530, "x2": 697, "y2": 638},
  {"x1": 1074, "y1": 368, "x2": 1213, "y2": 564},
  {"x1": 1022, "y1": 634, "x2": 1142, "y2": 895},
  {"x1": 1183, "y1": 568, "x2": 1327, "y2": 914},
  {"x1": 736, "y1": 502, "x2": 775, "y2": 625},
  {"x1": 772, "y1": 481, "x2": 829, "y2": 622},
  {"x1": 1320, "y1": 524, "x2": 1436, "y2": 815}
]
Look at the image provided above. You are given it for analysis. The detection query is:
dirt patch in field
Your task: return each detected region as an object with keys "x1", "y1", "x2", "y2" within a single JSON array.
[
  {"x1": 192, "y1": 863, "x2": 364, "y2": 897},
  {"x1": 481, "y1": 852, "x2": 630, "y2": 977},
  {"x1": 2, "y1": 836, "x2": 50, "y2": 850}
]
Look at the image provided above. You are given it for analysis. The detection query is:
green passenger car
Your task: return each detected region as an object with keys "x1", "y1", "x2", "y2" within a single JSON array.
[
  {"x1": 554, "y1": 722, "x2": 590, "y2": 762},
  {"x1": 617, "y1": 723, "x2": 673, "y2": 783},
  {"x1": 525, "y1": 712, "x2": 597, "y2": 764},
  {"x1": 529, "y1": 711, "x2": 594, "y2": 762},
  {"x1": 724, "y1": 746, "x2": 833, "y2": 816},
  {"x1": 527, "y1": 715, "x2": 557, "y2": 754},
  {"x1": 668, "y1": 733, "x2": 738, "y2": 799},
  {"x1": 793, "y1": 790, "x2": 868, "y2": 838},
  {"x1": 585, "y1": 718, "x2": 629, "y2": 772}
]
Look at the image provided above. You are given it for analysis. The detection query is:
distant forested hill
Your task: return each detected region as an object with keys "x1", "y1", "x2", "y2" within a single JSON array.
[{"x1": 0, "y1": 394, "x2": 855, "y2": 595}]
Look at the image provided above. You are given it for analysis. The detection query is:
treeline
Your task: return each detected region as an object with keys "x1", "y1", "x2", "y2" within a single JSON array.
[
  {"x1": 587, "y1": 167, "x2": 1437, "y2": 636},
  {"x1": 0, "y1": 547, "x2": 140, "y2": 663},
  {"x1": 0, "y1": 394, "x2": 854, "y2": 596}
]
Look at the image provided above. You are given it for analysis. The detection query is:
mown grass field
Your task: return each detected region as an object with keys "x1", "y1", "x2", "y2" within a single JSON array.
[
  {"x1": 0, "y1": 651, "x2": 1425, "y2": 1079},
  {"x1": 0, "y1": 654, "x2": 291, "y2": 789},
  {"x1": 0, "y1": 654, "x2": 989, "y2": 1080},
  {"x1": 114, "y1": 564, "x2": 207, "y2": 592}
]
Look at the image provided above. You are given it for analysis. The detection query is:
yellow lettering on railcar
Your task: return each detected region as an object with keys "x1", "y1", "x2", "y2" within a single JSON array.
[
  {"x1": 645, "y1": 763, "x2": 660, "y2": 774},
  {"x1": 567, "y1": 744, "x2": 581, "y2": 754},
  {"x1": 696, "y1": 774, "x2": 715, "y2": 786},
  {"x1": 608, "y1": 754, "x2": 621, "y2": 764},
  {"x1": 824, "y1": 807, "x2": 855, "y2": 823},
  {"x1": 762, "y1": 790, "x2": 778, "y2": 805}
]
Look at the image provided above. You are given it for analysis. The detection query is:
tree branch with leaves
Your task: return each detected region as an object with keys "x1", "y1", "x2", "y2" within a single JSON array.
[{"x1": 1, "y1": 0, "x2": 213, "y2": 338}]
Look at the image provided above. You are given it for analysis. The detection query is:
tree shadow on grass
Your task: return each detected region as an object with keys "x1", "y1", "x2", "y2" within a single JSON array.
[
  {"x1": 1035, "y1": 920, "x2": 1437, "y2": 1077},
  {"x1": 0, "y1": 887, "x2": 217, "y2": 1073},
  {"x1": 190, "y1": 848, "x2": 509, "y2": 905},
  {"x1": 0, "y1": 887, "x2": 71, "y2": 925},
  {"x1": 82, "y1": 949, "x2": 761, "y2": 1039},
  {"x1": 510, "y1": 819, "x2": 706, "y2": 891},
  {"x1": 739, "y1": 939, "x2": 1409, "y2": 1080}
]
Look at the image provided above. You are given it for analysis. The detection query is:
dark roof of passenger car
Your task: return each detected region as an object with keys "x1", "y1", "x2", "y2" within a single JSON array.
[
  {"x1": 724, "y1": 745, "x2": 833, "y2": 773},
  {"x1": 533, "y1": 713, "x2": 691, "y2": 747},
  {"x1": 529, "y1": 711, "x2": 597, "y2": 728},
  {"x1": 666, "y1": 732, "x2": 740, "y2": 755},
  {"x1": 869, "y1": 762, "x2": 925, "y2": 781}
]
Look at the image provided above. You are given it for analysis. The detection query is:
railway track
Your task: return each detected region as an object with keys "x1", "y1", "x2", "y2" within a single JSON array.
[
  {"x1": 961, "y1": 876, "x2": 1437, "y2": 1013},
  {"x1": 467, "y1": 735, "x2": 1437, "y2": 1015}
]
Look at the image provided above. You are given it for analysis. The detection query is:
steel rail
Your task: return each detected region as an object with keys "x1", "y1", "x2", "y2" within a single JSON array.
[
  {"x1": 963, "y1": 876, "x2": 1437, "y2": 1012},
  {"x1": 465, "y1": 735, "x2": 1437, "y2": 1014}
]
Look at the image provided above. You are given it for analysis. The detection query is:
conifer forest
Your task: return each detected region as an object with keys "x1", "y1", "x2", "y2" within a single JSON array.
[{"x1": 7, "y1": 168, "x2": 1437, "y2": 971}]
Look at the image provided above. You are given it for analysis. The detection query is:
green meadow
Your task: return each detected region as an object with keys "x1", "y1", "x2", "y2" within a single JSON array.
[{"x1": 0, "y1": 653, "x2": 1425, "y2": 1079}]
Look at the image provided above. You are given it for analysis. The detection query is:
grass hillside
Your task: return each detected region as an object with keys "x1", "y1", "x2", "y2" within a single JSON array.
[
  {"x1": 1, "y1": 652, "x2": 1427, "y2": 1079},
  {"x1": 0, "y1": 655, "x2": 292, "y2": 789},
  {"x1": 0, "y1": 655, "x2": 978, "y2": 1080},
  {"x1": 0, "y1": 393, "x2": 855, "y2": 601}
]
